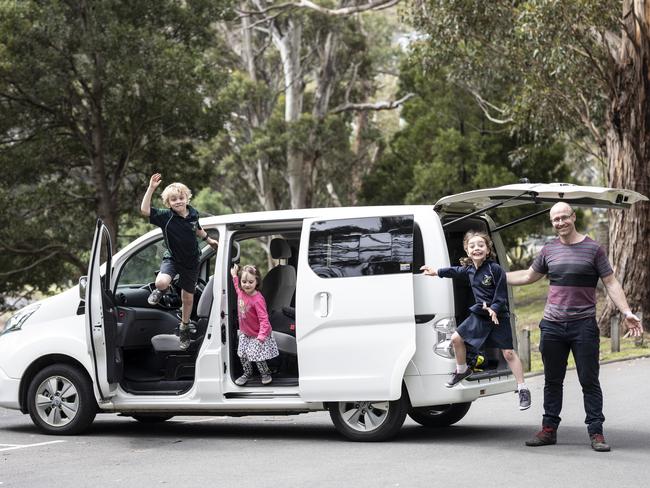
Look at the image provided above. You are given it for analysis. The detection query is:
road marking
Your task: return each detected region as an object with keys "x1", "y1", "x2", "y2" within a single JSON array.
[{"x1": 0, "y1": 440, "x2": 66, "y2": 452}]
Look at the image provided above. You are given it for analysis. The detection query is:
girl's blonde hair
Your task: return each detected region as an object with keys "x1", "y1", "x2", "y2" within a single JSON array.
[
  {"x1": 459, "y1": 230, "x2": 494, "y2": 266},
  {"x1": 238, "y1": 264, "x2": 262, "y2": 290},
  {"x1": 161, "y1": 182, "x2": 192, "y2": 208}
]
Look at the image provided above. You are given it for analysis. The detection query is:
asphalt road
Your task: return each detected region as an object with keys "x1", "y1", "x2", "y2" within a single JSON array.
[{"x1": 1, "y1": 357, "x2": 649, "y2": 488}]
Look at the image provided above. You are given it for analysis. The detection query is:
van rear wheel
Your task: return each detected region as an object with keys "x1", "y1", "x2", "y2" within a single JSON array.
[
  {"x1": 328, "y1": 396, "x2": 409, "y2": 442},
  {"x1": 26, "y1": 364, "x2": 97, "y2": 435},
  {"x1": 408, "y1": 402, "x2": 471, "y2": 428}
]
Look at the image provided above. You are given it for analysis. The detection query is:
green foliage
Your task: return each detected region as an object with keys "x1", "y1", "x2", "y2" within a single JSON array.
[
  {"x1": 0, "y1": 0, "x2": 233, "y2": 310},
  {"x1": 360, "y1": 54, "x2": 572, "y2": 246}
]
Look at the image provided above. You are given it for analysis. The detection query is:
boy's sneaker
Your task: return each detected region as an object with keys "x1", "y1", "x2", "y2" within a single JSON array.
[
  {"x1": 525, "y1": 426, "x2": 557, "y2": 447},
  {"x1": 178, "y1": 324, "x2": 191, "y2": 351},
  {"x1": 147, "y1": 288, "x2": 165, "y2": 305},
  {"x1": 261, "y1": 374, "x2": 272, "y2": 385},
  {"x1": 590, "y1": 433, "x2": 611, "y2": 452},
  {"x1": 445, "y1": 368, "x2": 472, "y2": 388},
  {"x1": 235, "y1": 374, "x2": 250, "y2": 386},
  {"x1": 518, "y1": 388, "x2": 532, "y2": 410}
]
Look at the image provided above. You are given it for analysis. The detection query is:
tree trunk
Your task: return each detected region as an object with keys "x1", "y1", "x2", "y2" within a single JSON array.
[{"x1": 599, "y1": 0, "x2": 650, "y2": 335}]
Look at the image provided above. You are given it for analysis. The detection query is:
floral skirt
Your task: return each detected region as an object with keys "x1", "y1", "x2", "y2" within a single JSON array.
[{"x1": 237, "y1": 332, "x2": 279, "y2": 362}]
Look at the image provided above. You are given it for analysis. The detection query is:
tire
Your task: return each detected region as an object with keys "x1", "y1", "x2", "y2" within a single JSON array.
[
  {"x1": 132, "y1": 414, "x2": 174, "y2": 423},
  {"x1": 408, "y1": 402, "x2": 472, "y2": 428},
  {"x1": 328, "y1": 396, "x2": 409, "y2": 442},
  {"x1": 27, "y1": 364, "x2": 97, "y2": 435}
]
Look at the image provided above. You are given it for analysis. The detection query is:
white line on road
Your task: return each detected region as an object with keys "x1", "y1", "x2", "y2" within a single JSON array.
[{"x1": 0, "y1": 440, "x2": 66, "y2": 452}]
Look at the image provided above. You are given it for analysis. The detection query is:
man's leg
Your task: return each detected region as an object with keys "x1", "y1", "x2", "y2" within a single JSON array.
[
  {"x1": 570, "y1": 317, "x2": 605, "y2": 436},
  {"x1": 539, "y1": 321, "x2": 571, "y2": 430}
]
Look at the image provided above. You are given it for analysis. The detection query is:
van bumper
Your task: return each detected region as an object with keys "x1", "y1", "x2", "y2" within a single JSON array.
[
  {"x1": 405, "y1": 373, "x2": 516, "y2": 407},
  {"x1": 0, "y1": 366, "x2": 21, "y2": 410}
]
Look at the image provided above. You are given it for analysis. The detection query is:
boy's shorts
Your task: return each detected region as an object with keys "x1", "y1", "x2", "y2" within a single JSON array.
[{"x1": 159, "y1": 257, "x2": 199, "y2": 294}]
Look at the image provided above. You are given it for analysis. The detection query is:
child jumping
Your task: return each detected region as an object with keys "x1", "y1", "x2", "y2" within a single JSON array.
[
  {"x1": 421, "y1": 230, "x2": 531, "y2": 410},
  {"x1": 231, "y1": 263, "x2": 279, "y2": 385},
  {"x1": 140, "y1": 173, "x2": 218, "y2": 350}
]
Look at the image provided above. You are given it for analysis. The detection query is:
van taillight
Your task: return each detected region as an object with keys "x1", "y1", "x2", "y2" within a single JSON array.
[{"x1": 432, "y1": 317, "x2": 456, "y2": 358}]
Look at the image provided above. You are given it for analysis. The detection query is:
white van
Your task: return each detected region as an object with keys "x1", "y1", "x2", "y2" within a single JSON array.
[{"x1": 0, "y1": 183, "x2": 645, "y2": 441}]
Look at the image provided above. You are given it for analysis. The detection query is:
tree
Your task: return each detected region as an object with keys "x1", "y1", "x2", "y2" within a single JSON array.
[
  {"x1": 360, "y1": 55, "x2": 571, "y2": 248},
  {"x1": 410, "y1": 0, "x2": 650, "y2": 331},
  {"x1": 208, "y1": 0, "x2": 410, "y2": 213},
  {"x1": 0, "y1": 0, "x2": 231, "y2": 310}
]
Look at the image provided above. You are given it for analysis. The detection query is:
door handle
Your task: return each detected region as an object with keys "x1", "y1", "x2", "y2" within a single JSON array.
[{"x1": 319, "y1": 292, "x2": 329, "y2": 317}]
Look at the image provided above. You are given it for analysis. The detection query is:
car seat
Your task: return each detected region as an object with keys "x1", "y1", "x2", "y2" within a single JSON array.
[{"x1": 150, "y1": 276, "x2": 214, "y2": 378}]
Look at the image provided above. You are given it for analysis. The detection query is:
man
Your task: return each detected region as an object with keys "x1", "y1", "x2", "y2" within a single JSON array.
[{"x1": 507, "y1": 202, "x2": 643, "y2": 452}]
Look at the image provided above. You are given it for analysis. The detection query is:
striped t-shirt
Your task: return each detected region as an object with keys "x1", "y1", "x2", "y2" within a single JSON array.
[{"x1": 532, "y1": 236, "x2": 613, "y2": 321}]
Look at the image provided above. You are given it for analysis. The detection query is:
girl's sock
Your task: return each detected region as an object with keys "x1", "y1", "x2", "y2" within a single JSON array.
[
  {"x1": 518, "y1": 383, "x2": 528, "y2": 391},
  {"x1": 457, "y1": 364, "x2": 468, "y2": 373}
]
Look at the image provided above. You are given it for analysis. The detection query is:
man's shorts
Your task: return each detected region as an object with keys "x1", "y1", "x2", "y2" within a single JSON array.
[{"x1": 159, "y1": 257, "x2": 199, "y2": 294}]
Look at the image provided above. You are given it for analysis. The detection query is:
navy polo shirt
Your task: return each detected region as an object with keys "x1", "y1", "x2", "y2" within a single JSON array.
[
  {"x1": 438, "y1": 260, "x2": 509, "y2": 315},
  {"x1": 149, "y1": 205, "x2": 202, "y2": 267}
]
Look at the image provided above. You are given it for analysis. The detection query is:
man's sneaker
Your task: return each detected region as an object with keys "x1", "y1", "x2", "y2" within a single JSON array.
[
  {"x1": 261, "y1": 374, "x2": 272, "y2": 385},
  {"x1": 234, "y1": 374, "x2": 250, "y2": 386},
  {"x1": 518, "y1": 388, "x2": 532, "y2": 410},
  {"x1": 445, "y1": 368, "x2": 472, "y2": 388},
  {"x1": 590, "y1": 433, "x2": 611, "y2": 452},
  {"x1": 525, "y1": 427, "x2": 557, "y2": 447},
  {"x1": 147, "y1": 288, "x2": 165, "y2": 305},
  {"x1": 178, "y1": 324, "x2": 191, "y2": 351}
]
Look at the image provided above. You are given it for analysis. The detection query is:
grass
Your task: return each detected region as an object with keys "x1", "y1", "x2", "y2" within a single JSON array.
[{"x1": 512, "y1": 279, "x2": 649, "y2": 374}]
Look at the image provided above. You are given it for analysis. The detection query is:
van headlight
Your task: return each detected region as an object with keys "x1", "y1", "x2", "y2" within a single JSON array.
[
  {"x1": 0, "y1": 304, "x2": 41, "y2": 336},
  {"x1": 433, "y1": 317, "x2": 456, "y2": 358}
]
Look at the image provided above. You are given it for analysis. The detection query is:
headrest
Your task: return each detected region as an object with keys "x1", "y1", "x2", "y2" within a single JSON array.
[
  {"x1": 270, "y1": 238, "x2": 291, "y2": 259},
  {"x1": 196, "y1": 276, "x2": 215, "y2": 317}
]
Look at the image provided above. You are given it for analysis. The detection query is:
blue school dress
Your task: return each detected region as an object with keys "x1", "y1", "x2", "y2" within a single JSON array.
[{"x1": 438, "y1": 260, "x2": 514, "y2": 350}]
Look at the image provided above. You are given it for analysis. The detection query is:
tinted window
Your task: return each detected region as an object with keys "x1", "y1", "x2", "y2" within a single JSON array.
[{"x1": 308, "y1": 216, "x2": 414, "y2": 278}]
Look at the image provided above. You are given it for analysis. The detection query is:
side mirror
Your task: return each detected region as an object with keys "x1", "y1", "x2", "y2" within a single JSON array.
[{"x1": 78, "y1": 276, "x2": 88, "y2": 300}]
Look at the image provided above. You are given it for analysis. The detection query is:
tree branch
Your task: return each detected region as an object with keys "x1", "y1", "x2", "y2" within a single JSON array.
[
  {"x1": 239, "y1": 0, "x2": 401, "y2": 18},
  {"x1": 331, "y1": 92, "x2": 415, "y2": 114}
]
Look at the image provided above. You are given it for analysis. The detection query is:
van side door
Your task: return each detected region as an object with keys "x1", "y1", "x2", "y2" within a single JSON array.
[{"x1": 296, "y1": 214, "x2": 416, "y2": 401}]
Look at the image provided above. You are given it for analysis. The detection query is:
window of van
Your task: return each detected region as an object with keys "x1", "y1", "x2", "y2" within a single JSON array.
[{"x1": 308, "y1": 215, "x2": 415, "y2": 278}]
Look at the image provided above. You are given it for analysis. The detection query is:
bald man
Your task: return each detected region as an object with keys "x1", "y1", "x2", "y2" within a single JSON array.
[{"x1": 507, "y1": 202, "x2": 642, "y2": 452}]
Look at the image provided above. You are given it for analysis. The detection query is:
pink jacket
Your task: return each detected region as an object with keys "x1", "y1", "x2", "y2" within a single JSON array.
[{"x1": 233, "y1": 276, "x2": 272, "y2": 340}]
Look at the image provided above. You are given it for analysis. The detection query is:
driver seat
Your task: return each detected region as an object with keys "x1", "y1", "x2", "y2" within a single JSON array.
[{"x1": 151, "y1": 276, "x2": 214, "y2": 354}]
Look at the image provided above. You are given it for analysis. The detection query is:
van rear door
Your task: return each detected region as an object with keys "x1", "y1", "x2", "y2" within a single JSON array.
[
  {"x1": 434, "y1": 182, "x2": 648, "y2": 213},
  {"x1": 297, "y1": 214, "x2": 416, "y2": 402}
]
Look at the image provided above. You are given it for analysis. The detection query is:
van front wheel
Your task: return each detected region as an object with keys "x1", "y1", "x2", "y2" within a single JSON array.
[
  {"x1": 26, "y1": 364, "x2": 97, "y2": 435},
  {"x1": 328, "y1": 397, "x2": 408, "y2": 442},
  {"x1": 408, "y1": 402, "x2": 471, "y2": 428}
]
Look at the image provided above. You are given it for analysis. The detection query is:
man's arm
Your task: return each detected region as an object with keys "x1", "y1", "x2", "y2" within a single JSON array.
[
  {"x1": 140, "y1": 173, "x2": 162, "y2": 217},
  {"x1": 601, "y1": 274, "x2": 643, "y2": 336},
  {"x1": 506, "y1": 267, "x2": 545, "y2": 286}
]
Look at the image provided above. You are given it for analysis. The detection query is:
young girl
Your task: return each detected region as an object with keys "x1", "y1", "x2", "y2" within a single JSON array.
[
  {"x1": 230, "y1": 263, "x2": 279, "y2": 385},
  {"x1": 420, "y1": 231, "x2": 531, "y2": 410}
]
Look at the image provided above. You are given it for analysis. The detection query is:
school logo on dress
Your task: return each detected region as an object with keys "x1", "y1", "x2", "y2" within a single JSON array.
[{"x1": 481, "y1": 275, "x2": 493, "y2": 286}]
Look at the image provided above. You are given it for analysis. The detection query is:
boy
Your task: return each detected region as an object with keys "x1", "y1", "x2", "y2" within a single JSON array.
[{"x1": 140, "y1": 173, "x2": 218, "y2": 349}]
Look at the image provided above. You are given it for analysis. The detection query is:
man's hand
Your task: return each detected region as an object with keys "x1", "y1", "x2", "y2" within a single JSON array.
[
  {"x1": 420, "y1": 265, "x2": 438, "y2": 277},
  {"x1": 483, "y1": 302, "x2": 499, "y2": 325},
  {"x1": 622, "y1": 311, "x2": 643, "y2": 338}
]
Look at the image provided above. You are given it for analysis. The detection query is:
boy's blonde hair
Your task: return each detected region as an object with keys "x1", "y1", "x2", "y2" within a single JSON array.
[{"x1": 161, "y1": 182, "x2": 192, "y2": 208}]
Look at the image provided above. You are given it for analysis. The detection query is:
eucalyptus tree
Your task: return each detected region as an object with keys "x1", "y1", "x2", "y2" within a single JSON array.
[
  {"x1": 410, "y1": 0, "x2": 650, "y2": 329},
  {"x1": 210, "y1": 0, "x2": 409, "y2": 212},
  {"x1": 0, "y1": 0, "x2": 232, "y2": 308}
]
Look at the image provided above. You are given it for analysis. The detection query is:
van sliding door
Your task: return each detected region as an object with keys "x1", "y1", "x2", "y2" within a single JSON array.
[{"x1": 296, "y1": 215, "x2": 416, "y2": 402}]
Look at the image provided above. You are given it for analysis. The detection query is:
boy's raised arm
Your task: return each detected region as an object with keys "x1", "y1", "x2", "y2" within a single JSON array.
[{"x1": 140, "y1": 173, "x2": 162, "y2": 217}]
